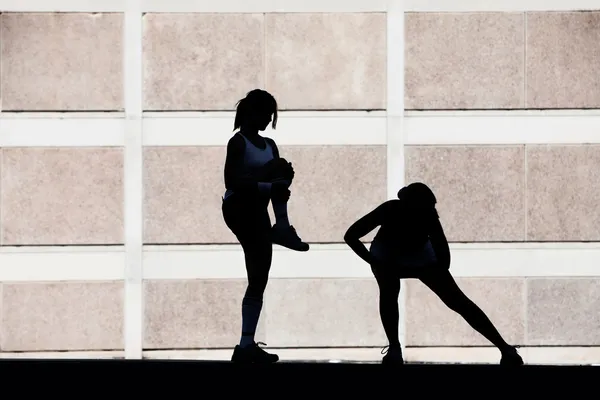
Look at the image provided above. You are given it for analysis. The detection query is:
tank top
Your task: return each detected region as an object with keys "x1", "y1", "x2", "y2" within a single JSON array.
[{"x1": 223, "y1": 132, "x2": 275, "y2": 200}]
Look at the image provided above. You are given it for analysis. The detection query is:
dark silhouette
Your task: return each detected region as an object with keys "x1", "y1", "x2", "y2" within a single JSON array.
[
  {"x1": 222, "y1": 89, "x2": 309, "y2": 364},
  {"x1": 344, "y1": 182, "x2": 524, "y2": 366}
]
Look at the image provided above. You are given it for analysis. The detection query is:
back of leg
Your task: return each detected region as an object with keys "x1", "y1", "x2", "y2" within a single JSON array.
[
  {"x1": 240, "y1": 235, "x2": 273, "y2": 300},
  {"x1": 371, "y1": 264, "x2": 401, "y2": 348},
  {"x1": 235, "y1": 234, "x2": 276, "y2": 360},
  {"x1": 223, "y1": 196, "x2": 274, "y2": 354}
]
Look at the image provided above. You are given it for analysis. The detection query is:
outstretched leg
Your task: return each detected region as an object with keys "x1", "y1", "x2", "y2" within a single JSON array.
[
  {"x1": 371, "y1": 263, "x2": 404, "y2": 365},
  {"x1": 420, "y1": 270, "x2": 523, "y2": 365}
]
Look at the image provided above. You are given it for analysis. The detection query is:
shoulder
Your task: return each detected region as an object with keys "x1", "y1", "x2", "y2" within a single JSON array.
[
  {"x1": 381, "y1": 199, "x2": 400, "y2": 210},
  {"x1": 374, "y1": 199, "x2": 399, "y2": 217},
  {"x1": 263, "y1": 136, "x2": 278, "y2": 148},
  {"x1": 225, "y1": 133, "x2": 247, "y2": 160},
  {"x1": 227, "y1": 132, "x2": 245, "y2": 149},
  {"x1": 263, "y1": 136, "x2": 280, "y2": 157}
]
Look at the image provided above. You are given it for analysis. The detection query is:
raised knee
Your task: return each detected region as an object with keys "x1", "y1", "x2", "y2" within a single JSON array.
[{"x1": 269, "y1": 158, "x2": 294, "y2": 182}]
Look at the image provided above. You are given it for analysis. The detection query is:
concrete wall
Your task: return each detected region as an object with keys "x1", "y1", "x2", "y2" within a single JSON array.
[{"x1": 0, "y1": 0, "x2": 598, "y2": 363}]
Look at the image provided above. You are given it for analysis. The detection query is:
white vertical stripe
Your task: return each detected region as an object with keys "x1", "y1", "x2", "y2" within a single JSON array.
[
  {"x1": 123, "y1": 0, "x2": 144, "y2": 360},
  {"x1": 386, "y1": 0, "x2": 406, "y2": 351}
]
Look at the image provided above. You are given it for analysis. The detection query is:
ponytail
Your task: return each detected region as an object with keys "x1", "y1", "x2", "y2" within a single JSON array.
[{"x1": 233, "y1": 98, "x2": 247, "y2": 131}]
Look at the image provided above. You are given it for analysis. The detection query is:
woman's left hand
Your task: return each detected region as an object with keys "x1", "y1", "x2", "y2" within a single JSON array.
[
  {"x1": 261, "y1": 158, "x2": 294, "y2": 181},
  {"x1": 280, "y1": 160, "x2": 294, "y2": 181}
]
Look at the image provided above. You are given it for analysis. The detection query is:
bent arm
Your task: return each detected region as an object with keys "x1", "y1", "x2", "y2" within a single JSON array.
[
  {"x1": 428, "y1": 212, "x2": 451, "y2": 269},
  {"x1": 344, "y1": 202, "x2": 389, "y2": 265}
]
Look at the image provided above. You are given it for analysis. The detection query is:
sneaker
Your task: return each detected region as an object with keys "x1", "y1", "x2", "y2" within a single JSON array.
[
  {"x1": 231, "y1": 342, "x2": 279, "y2": 364},
  {"x1": 271, "y1": 224, "x2": 309, "y2": 252},
  {"x1": 500, "y1": 346, "x2": 524, "y2": 366},
  {"x1": 381, "y1": 345, "x2": 404, "y2": 365}
]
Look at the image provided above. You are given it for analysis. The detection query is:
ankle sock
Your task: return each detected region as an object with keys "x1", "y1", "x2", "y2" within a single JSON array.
[
  {"x1": 272, "y1": 179, "x2": 291, "y2": 227},
  {"x1": 240, "y1": 296, "x2": 263, "y2": 348},
  {"x1": 272, "y1": 200, "x2": 290, "y2": 227}
]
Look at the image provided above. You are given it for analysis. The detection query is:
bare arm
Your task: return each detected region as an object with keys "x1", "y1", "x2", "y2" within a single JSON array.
[{"x1": 344, "y1": 202, "x2": 390, "y2": 265}]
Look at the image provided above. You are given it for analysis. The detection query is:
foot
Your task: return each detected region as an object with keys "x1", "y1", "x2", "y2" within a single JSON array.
[
  {"x1": 500, "y1": 346, "x2": 524, "y2": 366},
  {"x1": 271, "y1": 224, "x2": 309, "y2": 252},
  {"x1": 231, "y1": 342, "x2": 279, "y2": 364},
  {"x1": 381, "y1": 345, "x2": 404, "y2": 365}
]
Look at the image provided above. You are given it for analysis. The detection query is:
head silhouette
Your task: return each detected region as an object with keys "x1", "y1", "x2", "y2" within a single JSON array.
[
  {"x1": 234, "y1": 89, "x2": 278, "y2": 133},
  {"x1": 397, "y1": 182, "x2": 437, "y2": 210}
]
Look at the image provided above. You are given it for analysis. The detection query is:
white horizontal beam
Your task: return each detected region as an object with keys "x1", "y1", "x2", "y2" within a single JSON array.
[
  {"x1": 143, "y1": 244, "x2": 371, "y2": 279},
  {"x1": 405, "y1": 0, "x2": 600, "y2": 12},
  {"x1": 0, "y1": 0, "x2": 388, "y2": 13},
  {"x1": 2, "y1": 0, "x2": 598, "y2": 13},
  {"x1": 143, "y1": 111, "x2": 386, "y2": 118},
  {"x1": 141, "y1": 0, "x2": 389, "y2": 13},
  {"x1": 0, "y1": 115, "x2": 125, "y2": 147},
  {"x1": 143, "y1": 112, "x2": 387, "y2": 146},
  {"x1": 2, "y1": 111, "x2": 600, "y2": 147},
  {"x1": 142, "y1": 243, "x2": 600, "y2": 279},
  {"x1": 0, "y1": 0, "x2": 127, "y2": 12},
  {"x1": 449, "y1": 244, "x2": 600, "y2": 278},
  {"x1": 0, "y1": 243, "x2": 598, "y2": 281},
  {"x1": 0, "y1": 247, "x2": 125, "y2": 282},
  {"x1": 405, "y1": 111, "x2": 600, "y2": 145}
]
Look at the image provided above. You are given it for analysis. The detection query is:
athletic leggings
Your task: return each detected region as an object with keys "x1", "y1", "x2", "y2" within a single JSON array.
[{"x1": 222, "y1": 193, "x2": 272, "y2": 300}]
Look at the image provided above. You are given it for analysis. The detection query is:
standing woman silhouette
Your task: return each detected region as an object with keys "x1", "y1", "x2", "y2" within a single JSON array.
[
  {"x1": 344, "y1": 182, "x2": 523, "y2": 366},
  {"x1": 222, "y1": 89, "x2": 309, "y2": 363}
]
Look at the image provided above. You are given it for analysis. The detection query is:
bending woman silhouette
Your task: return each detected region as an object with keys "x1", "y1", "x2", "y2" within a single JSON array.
[
  {"x1": 222, "y1": 89, "x2": 309, "y2": 363},
  {"x1": 344, "y1": 182, "x2": 523, "y2": 366}
]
